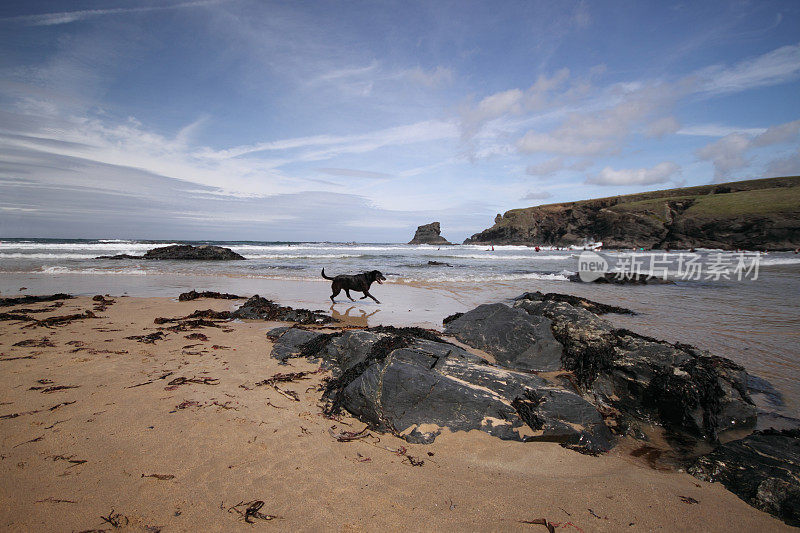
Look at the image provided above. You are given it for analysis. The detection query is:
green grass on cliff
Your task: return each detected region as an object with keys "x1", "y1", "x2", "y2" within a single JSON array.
[{"x1": 499, "y1": 175, "x2": 800, "y2": 223}]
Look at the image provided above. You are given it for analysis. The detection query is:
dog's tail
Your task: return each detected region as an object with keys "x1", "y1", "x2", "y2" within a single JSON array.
[{"x1": 321, "y1": 268, "x2": 334, "y2": 280}]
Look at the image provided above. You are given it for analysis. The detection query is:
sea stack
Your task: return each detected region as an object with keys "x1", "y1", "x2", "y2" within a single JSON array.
[{"x1": 408, "y1": 222, "x2": 452, "y2": 245}]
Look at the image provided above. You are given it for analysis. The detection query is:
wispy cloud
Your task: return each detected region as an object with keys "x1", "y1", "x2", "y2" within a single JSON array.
[
  {"x1": 2, "y1": 1, "x2": 225, "y2": 26},
  {"x1": 318, "y1": 167, "x2": 393, "y2": 179}
]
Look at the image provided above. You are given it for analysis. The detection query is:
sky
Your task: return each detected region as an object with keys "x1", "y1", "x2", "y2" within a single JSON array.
[{"x1": 0, "y1": 0, "x2": 799, "y2": 242}]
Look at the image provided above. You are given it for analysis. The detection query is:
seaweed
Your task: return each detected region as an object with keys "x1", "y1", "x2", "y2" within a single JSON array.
[{"x1": 0, "y1": 294, "x2": 72, "y2": 307}]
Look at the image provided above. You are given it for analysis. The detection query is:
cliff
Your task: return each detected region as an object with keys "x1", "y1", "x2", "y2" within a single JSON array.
[
  {"x1": 408, "y1": 222, "x2": 452, "y2": 245},
  {"x1": 465, "y1": 176, "x2": 800, "y2": 250}
]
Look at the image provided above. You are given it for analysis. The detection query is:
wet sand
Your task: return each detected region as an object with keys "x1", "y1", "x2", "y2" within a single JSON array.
[{"x1": 0, "y1": 295, "x2": 793, "y2": 531}]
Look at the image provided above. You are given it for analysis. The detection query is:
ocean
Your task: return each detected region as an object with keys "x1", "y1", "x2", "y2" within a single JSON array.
[{"x1": 1, "y1": 238, "x2": 799, "y2": 414}]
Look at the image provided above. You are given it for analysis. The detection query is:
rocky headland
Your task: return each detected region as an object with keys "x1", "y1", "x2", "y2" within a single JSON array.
[{"x1": 465, "y1": 176, "x2": 800, "y2": 250}]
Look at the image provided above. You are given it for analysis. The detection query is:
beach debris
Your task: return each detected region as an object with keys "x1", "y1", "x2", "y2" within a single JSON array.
[
  {"x1": 391, "y1": 446, "x2": 425, "y2": 466},
  {"x1": 13, "y1": 435, "x2": 44, "y2": 448},
  {"x1": 519, "y1": 518, "x2": 556, "y2": 532},
  {"x1": 226, "y1": 500, "x2": 282, "y2": 523},
  {"x1": 256, "y1": 370, "x2": 321, "y2": 387},
  {"x1": 588, "y1": 508, "x2": 607, "y2": 519},
  {"x1": 6, "y1": 302, "x2": 65, "y2": 314},
  {"x1": 35, "y1": 497, "x2": 76, "y2": 504},
  {"x1": 142, "y1": 473, "x2": 175, "y2": 480},
  {"x1": 0, "y1": 312, "x2": 36, "y2": 323},
  {"x1": 178, "y1": 290, "x2": 243, "y2": 301},
  {"x1": 176, "y1": 400, "x2": 202, "y2": 409},
  {"x1": 164, "y1": 318, "x2": 223, "y2": 331},
  {"x1": 232, "y1": 295, "x2": 334, "y2": 324},
  {"x1": 21, "y1": 311, "x2": 97, "y2": 329},
  {"x1": 155, "y1": 309, "x2": 232, "y2": 324},
  {"x1": 184, "y1": 333, "x2": 208, "y2": 341},
  {"x1": 125, "y1": 331, "x2": 166, "y2": 344},
  {"x1": 680, "y1": 496, "x2": 699, "y2": 504},
  {"x1": 255, "y1": 370, "x2": 321, "y2": 401},
  {"x1": 49, "y1": 400, "x2": 76, "y2": 411},
  {"x1": 0, "y1": 293, "x2": 72, "y2": 307},
  {"x1": 29, "y1": 384, "x2": 80, "y2": 393},
  {"x1": 92, "y1": 295, "x2": 115, "y2": 311},
  {"x1": 328, "y1": 426, "x2": 370, "y2": 442},
  {"x1": 126, "y1": 372, "x2": 174, "y2": 389},
  {"x1": 0, "y1": 355, "x2": 36, "y2": 361},
  {"x1": 50, "y1": 454, "x2": 87, "y2": 467},
  {"x1": 100, "y1": 509, "x2": 129, "y2": 528},
  {"x1": 165, "y1": 376, "x2": 219, "y2": 390}
]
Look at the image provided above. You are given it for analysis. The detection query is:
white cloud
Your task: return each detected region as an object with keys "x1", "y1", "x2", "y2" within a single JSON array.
[
  {"x1": 752, "y1": 119, "x2": 800, "y2": 147},
  {"x1": 587, "y1": 161, "x2": 681, "y2": 186},
  {"x1": 520, "y1": 190, "x2": 553, "y2": 201},
  {"x1": 767, "y1": 148, "x2": 800, "y2": 176},
  {"x1": 695, "y1": 119, "x2": 800, "y2": 180},
  {"x1": 678, "y1": 124, "x2": 767, "y2": 137},
  {"x1": 695, "y1": 133, "x2": 752, "y2": 181},
  {"x1": 525, "y1": 157, "x2": 564, "y2": 176}
]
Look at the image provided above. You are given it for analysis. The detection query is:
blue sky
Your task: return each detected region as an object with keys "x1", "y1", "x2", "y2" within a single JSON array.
[{"x1": 0, "y1": 0, "x2": 798, "y2": 242}]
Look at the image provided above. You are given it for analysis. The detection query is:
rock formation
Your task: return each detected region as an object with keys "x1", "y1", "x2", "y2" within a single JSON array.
[
  {"x1": 690, "y1": 429, "x2": 800, "y2": 526},
  {"x1": 465, "y1": 176, "x2": 800, "y2": 250},
  {"x1": 97, "y1": 244, "x2": 246, "y2": 260},
  {"x1": 269, "y1": 291, "x2": 758, "y2": 452},
  {"x1": 408, "y1": 222, "x2": 452, "y2": 245}
]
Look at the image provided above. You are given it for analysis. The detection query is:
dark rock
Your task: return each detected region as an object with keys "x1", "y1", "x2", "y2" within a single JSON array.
[
  {"x1": 98, "y1": 244, "x2": 245, "y2": 261},
  {"x1": 690, "y1": 429, "x2": 800, "y2": 526},
  {"x1": 427, "y1": 260, "x2": 453, "y2": 267},
  {"x1": 178, "y1": 290, "x2": 244, "y2": 301},
  {"x1": 408, "y1": 222, "x2": 452, "y2": 245},
  {"x1": 514, "y1": 295, "x2": 757, "y2": 442},
  {"x1": 232, "y1": 295, "x2": 333, "y2": 325},
  {"x1": 443, "y1": 303, "x2": 563, "y2": 371},
  {"x1": 442, "y1": 312, "x2": 464, "y2": 325},
  {"x1": 568, "y1": 272, "x2": 674, "y2": 285},
  {"x1": 513, "y1": 291, "x2": 635, "y2": 315},
  {"x1": 0, "y1": 294, "x2": 72, "y2": 307},
  {"x1": 268, "y1": 327, "x2": 327, "y2": 362},
  {"x1": 274, "y1": 326, "x2": 612, "y2": 453}
]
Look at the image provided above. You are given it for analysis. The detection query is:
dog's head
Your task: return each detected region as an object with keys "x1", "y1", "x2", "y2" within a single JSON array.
[{"x1": 369, "y1": 270, "x2": 386, "y2": 284}]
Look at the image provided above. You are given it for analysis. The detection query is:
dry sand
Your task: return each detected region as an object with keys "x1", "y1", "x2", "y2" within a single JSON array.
[{"x1": 0, "y1": 295, "x2": 792, "y2": 532}]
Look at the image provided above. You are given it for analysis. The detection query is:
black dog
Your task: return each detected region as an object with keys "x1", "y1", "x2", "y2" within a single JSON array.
[{"x1": 321, "y1": 268, "x2": 386, "y2": 304}]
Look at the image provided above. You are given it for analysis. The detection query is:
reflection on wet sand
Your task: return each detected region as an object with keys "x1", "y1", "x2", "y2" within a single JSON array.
[{"x1": 329, "y1": 305, "x2": 380, "y2": 327}]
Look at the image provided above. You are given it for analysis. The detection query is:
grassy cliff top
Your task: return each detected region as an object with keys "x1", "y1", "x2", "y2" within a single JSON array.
[{"x1": 501, "y1": 175, "x2": 800, "y2": 222}]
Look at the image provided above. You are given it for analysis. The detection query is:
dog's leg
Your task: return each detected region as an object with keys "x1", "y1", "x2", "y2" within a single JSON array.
[
  {"x1": 344, "y1": 289, "x2": 355, "y2": 302},
  {"x1": 362, "y1": 290, "x2": 380, "y2": 304},
  {"x1": 330, "y1": 286, "x2": 341, "y2": 303}
]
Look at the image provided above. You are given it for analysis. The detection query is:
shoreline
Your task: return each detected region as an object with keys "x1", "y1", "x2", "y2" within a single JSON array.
[
  {"x1": 3, "y1": 270, "x2": 799, "y2": 413},
  {"x1": 0, "y1": 295, "x2": 794, "y2": 531}
]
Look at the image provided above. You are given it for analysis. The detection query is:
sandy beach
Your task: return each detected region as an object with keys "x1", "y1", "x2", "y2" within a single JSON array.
[{"x1": 0, "y1": 294, "x2": 793, "y2": 532}]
